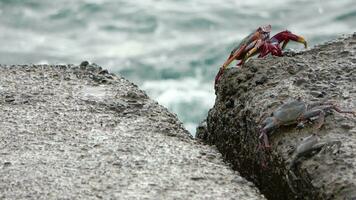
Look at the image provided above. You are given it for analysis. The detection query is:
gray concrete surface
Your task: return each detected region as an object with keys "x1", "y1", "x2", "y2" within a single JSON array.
[{"x1": 0, "y1": 63, "x2": 265, "y2": 199}]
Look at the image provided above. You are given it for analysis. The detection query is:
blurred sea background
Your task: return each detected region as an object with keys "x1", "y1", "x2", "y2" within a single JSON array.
[{"x1": 0, "y1": 0, "x2": 355, "y2": 135}]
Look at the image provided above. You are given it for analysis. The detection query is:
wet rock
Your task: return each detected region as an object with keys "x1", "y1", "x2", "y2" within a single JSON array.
[{"x1": 199, "y1": 34, "x2": 356, "y2": 200}]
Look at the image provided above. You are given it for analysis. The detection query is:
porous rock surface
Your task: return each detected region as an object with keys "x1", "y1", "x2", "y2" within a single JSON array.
[
  {"x1": 197, "y1": 34, "x2": 356, "y2": 200},
  {"x1": 0, "y1": 64, "x2": 265, "y2": 199}
]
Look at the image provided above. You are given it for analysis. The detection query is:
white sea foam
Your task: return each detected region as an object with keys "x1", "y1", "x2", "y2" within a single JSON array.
[
  {"x1": 142, "y1": 78, "x2": 214, "y2": 108},
  {"x1": 142, "y1": 77, "x2": 215, "y2": 135}
]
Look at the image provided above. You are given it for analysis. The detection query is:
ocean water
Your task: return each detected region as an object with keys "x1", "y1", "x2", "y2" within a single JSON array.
[{"x1": 0, "y1": 0, "x2": 355, "y2": 135}]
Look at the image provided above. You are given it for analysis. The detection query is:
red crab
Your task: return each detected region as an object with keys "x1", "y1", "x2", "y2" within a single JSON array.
[{"x1": 215, "y1": 25, "x2": 307, "y2": 85}]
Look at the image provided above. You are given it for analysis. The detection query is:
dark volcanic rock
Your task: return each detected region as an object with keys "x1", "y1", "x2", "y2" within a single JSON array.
[
  {"x1": 198, "y1": 35, "x2": 356, "y2": 200},
  {"x1": 0, "y1": 64, "x2": 265, "y2": 199}
]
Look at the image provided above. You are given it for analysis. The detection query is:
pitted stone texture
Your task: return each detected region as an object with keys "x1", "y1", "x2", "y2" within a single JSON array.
[
  {"x1": 0, "y1": 64, "x2": 265, "y2": 200},
  {"x1": 199, "y1": 34, "x2": 356, "y2": 200}
]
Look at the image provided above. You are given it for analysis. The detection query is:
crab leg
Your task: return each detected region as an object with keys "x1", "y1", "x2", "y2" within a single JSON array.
[
  {"x1": 243, "y1": 39, "x2": 265, "y2": 61},
  {"x1": 215, "y1": 43, "x2": 248, "y2": 85},
  {"x1": 222, "y1": 45, "x2": 247, "y2": 69},
  {"x1": 313, "y1": 104, "x2": 355, "y2": 116},
  {"x1": 300, "y1": 104, "x2": 355, "y2": 130},
  {"x1": 299, "y1": 109, "x2": 326, "y2": 129},
  {"x1": 288, "y1": 134, "x2": 341, "y2": 169},
  {"x1": 307, "y1": 101, "x2": 337, "y2": 109},
  {"x1": 258, "y1": 42, "x2": 282, "y2": 58},
  {"x1": 259, "y1": 122, "x2": 277, "y2": 148},
  {"x1": 328, "y1": 105, "x2": 356, "y2": 116},
  {"x1": 259, "y1": 129, "x2": 270, "y2": 148}
]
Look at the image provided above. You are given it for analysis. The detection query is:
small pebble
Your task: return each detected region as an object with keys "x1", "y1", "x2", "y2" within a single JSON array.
[
  {"x1": 310, "y1": 91, "x2": 325, "y2": 98},
  {"x1": 294, "y1": 78, "x2": 308, "y2": 86},
  {"x1": 99, "y1": 69, "x2": 108, "y2": 75},
  {"x1": 255, "y1": 76, "x2": 268, "y2": 85},
  {"x1": 342, "y1": 91, "x2": 350, "y2": 99},
  {"x1": 287, "y1": 65, "x2": 297, "y2": 75}
]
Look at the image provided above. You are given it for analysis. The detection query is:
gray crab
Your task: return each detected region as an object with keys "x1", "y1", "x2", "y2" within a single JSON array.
[
  {"x1": 288, "y1": 134, "x2": 341, "y2": 169},
  {"x1": 286, "y1": 134, "x2": 341, "y2": 194},
  {"x1": 259, "y1": 99, "x2": 355, "y2": 148}
]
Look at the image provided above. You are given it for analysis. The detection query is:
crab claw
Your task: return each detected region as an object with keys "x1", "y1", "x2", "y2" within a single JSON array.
[
  {"x1": 271, "y1": 30, "x2": 307, "y2": 50},
  {"x1": 298, "y1": 36, "x2": 307, "y2": 48}
]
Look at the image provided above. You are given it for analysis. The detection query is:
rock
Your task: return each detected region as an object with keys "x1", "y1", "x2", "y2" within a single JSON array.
[
  {"x1": 341, "y1": 122, "x2": 354, "y2": 130},
  {"x1": 0, "y1": 64, "x2": 265, "y2": 200},
  {"x1": 255, "y1": 75, "x2": 268, "y2": 85},
  {"x1": 199, "y1": 34, "x2": 356, "y2": 200},
  {"x1": 196, "y1": 120, "x2": 208, "y2": 141},
  {"x1": 309, "y1": 90, "x2": 325, "y2": 98},
  {"x1": 342, "y1": 90, "x2": 350, "y2": 99},
  {"x1": 287, "y1": 65, "x2": 297, "y2": 74},
  {"x1": 294, "y1": 77, "x2": 308, "y2": 86},
  {"x1": 80, "y1": 60, "x2": 89, "y2": 67},
  {"x1": 98, "y1": 69, "x2": 109, "y2": 75},
  {"x1": 4, "y1": 95, "x2": 15, "y2": 103}
]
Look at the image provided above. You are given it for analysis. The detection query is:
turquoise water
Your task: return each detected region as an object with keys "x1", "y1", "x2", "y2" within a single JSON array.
[{"x1": 0, "y1": 0, "x2": 355, "y2": 135}]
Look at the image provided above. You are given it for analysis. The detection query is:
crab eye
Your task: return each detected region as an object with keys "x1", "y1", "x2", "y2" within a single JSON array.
[{"x1": 264, "y1": 33, "x2": 270, "y2": 39}]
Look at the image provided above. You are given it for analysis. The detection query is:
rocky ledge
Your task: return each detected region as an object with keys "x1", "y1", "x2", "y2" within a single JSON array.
[
  {"x1": 0, "y1": 63, "x2": 265, "y2": 199},
  {"x1": 197, "y1": 34, "x2": 356, "y2": 200}
]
